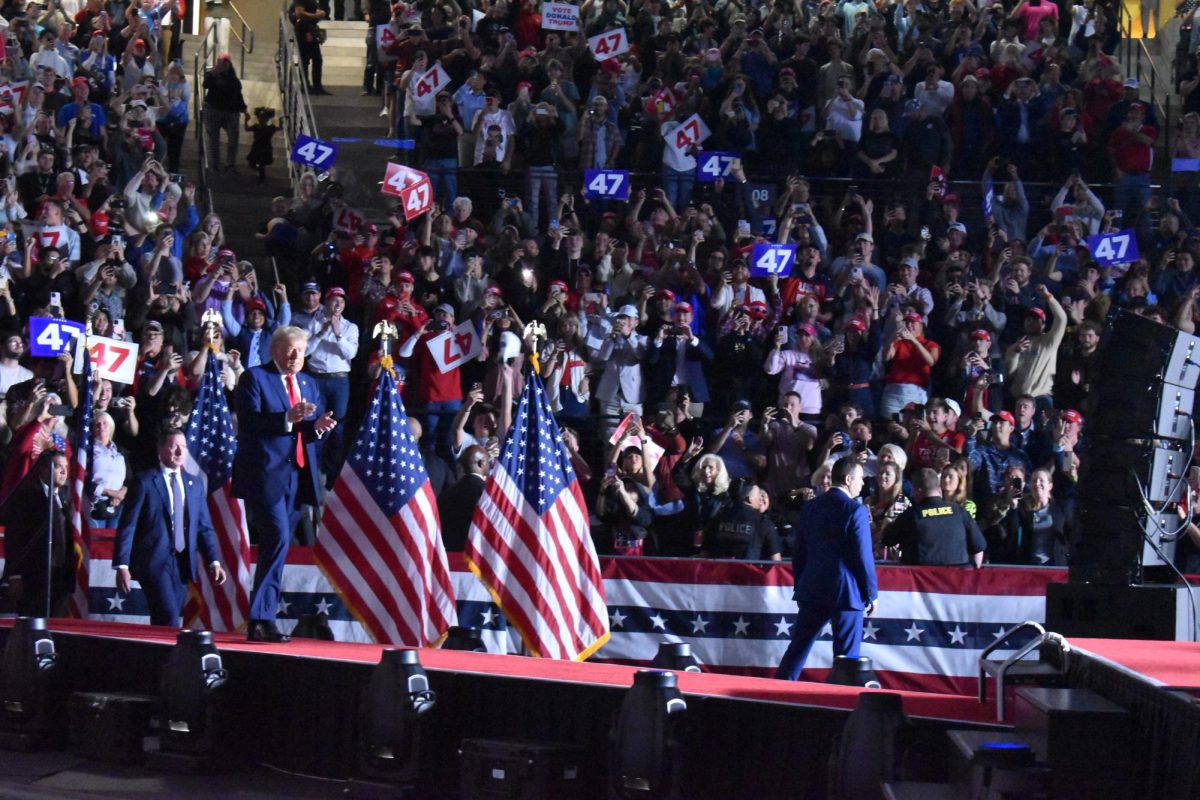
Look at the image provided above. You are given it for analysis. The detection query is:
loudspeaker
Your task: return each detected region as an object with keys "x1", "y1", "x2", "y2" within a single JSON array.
[
  {"x1": 1079, "y1": 438, "x2": 1187, "y2": 504},
  {"x1": 1098, "y1": 311, "x2": 1200, "y2": 389},
  {"x1": 1090, "y1": 375, "x2": 1194, "y2": 440},
  {"x1": 1046, "y1": 582, "x2": 1198, "y2": 640},
  {"x1": 1073, "y1": 504, "x2": 1178, "y2": 584}
]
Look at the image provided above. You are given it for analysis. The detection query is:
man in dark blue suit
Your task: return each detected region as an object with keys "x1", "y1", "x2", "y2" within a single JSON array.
[
  {"x1": 776, "y1": 456, "x2": 879, "y2": 681},
  {"x1": 114, "y1": 429, "x2": 227, "y2": 626},
  {"x1": 233, "y1": 326, "x2": 336, "y2": 642}
]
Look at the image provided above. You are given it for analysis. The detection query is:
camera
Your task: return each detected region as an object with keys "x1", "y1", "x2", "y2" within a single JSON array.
[{"x1": 1011, "y1": 476, "x2": 1024, "y2": 494}]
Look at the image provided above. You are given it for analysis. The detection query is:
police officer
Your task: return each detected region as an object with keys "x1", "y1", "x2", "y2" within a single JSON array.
[
  {"x1": 884, "y1": 468, "x2": 986, "y2": 567},
  {"x1": 704, "y1": 478, "x2": 782, "y2": 561}
]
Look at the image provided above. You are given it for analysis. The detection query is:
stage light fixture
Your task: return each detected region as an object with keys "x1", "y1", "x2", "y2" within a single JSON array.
[
  {"x1": 650, "y1": 642, "x2": 701, "y2": 673},
  {"x1": 158, "y1": 630, "x2": 229, "y2": 757},
  {"x1": 292, "y1": 614, "x2": 335, "y2": 641},
  {"x1": 0, "y1": 617, "x2": 67, "y2": 749},
  {"x1": 825, "y1": 656, "x2": 882, "y2": 689},
  {"x1": 441, "y1": 626, "x2": 488, "y2": 652},
  {"x1": 609, "y1": 670, "x2": 688, "y2": 800},
  {"x1": 359, "y1": 648, "x2": 436, "y2": 785}
]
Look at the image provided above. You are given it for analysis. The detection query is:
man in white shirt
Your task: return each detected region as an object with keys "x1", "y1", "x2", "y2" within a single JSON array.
[
  {"x1": 305, "y1": 286, "x2": 358, "y2": 485},
  {"x1": 0, "y1": 332, "x2": 32, "y2": 401},
  {"x1": 914, "y1": 63, "x2": 955, "y2": 118}
]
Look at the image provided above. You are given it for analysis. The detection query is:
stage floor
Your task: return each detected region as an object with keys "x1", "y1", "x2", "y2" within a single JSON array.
[
  {"x1": 9, "y1": 618, "x2": 1003, "y2": 725},
  {"x1": 1073, "y1": 638, "x2": 1200, "y2": 690}
]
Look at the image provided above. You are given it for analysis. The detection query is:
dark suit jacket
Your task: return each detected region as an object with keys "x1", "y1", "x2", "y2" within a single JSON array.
[
  {"x1": 791, "y1": 488, "x2": 877, "y2": 610},
  {"x1": 0, "y1": 478, "x2": 73, "y2": 607},
  {"x1": 437, "y1": 473, "x2": 485, "y2": 552},
  {"x1": 113, "y1": 468, "x2": 221, "y2": 585},
  {"x1": 231, "y1": 363, "x2": 323, "y2": 507}
]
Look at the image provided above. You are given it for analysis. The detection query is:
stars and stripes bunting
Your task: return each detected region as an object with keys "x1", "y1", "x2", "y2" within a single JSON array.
[
  {"x1": 314, "y1": 367, "x2": 456, "y2": 646},
  {"x1": 182, "y1": 353, "x2": 251, "y2": 631},
  {"x1": 465, "y1": 370, "x2": 609, "y2": 661},
  {"x1": 66, "y1": 348, "x2": 92, "y2": 618}
]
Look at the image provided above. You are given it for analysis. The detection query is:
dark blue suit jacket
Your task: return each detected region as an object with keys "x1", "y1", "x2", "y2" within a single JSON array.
[
  {"x1": 791, "y1": 488, "x2": 877, "y2": 610},
  {"x1": 113, "y1": 468, "x2": 220, "y2": 584},
  {"x1": 231, "y1": 363, "x2": 323, "y2": 507}
]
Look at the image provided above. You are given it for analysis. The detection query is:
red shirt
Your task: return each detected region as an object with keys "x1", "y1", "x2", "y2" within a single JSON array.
[
  {"x1": 402, "y1": 331, "x2": 463, "y2": 404},
  {"x1": 1109, "y1": 124, "x2": 1157, "y2": 174},
  {"x1": 910, "y1": 428, "x2": 966, "y2": 471},
  {"x1": 886, "y1": 337, "x2": 940, "y2": 387}
]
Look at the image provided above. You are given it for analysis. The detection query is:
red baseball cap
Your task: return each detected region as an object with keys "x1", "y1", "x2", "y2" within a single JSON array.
[
  {"x1": 656, "y1": 289, "x2": 676, "y2": 301},
  {"x1": 1027, "y1": 307, "x2": 1047, "y2": 321},
  {"x1": 1061, "y1": 409, "x2": 1084, "y2": 424},
  {"x1": 994, "y1": 411, "x2": 1016, "y2": 425},
  {"x1": 396, "y1": 271, "x2": 415, "y2": 283},
  {"x1": 746, "y1": 301, "x2": 768, "y2": 319},
  {"x1": 903, "y1": 311, "x2": 923, "y2": 323},
  {"x1": 548, "y1": 279, "x2": 568, "y2": 293},
  {"x1": 674, "y1": 302, "x2": 693, "y2": 314},
  {"x1": 846, "y1": 317, "x2": 867, "y2": 332},
  {"x1": 970, "y1": 329, "x2": 992, "y2": 341},
  {"x1": 326, "y1": 286, "x2": 346, "y2": 298},
  {"x1": 245, "y1": 298, "x2": 267, "y2": 313},
  {"x1": 91, "y1": 211, "x2": 109, "y2": 237},
  {"x1": 485, "y1": 286, "x2": 503, "y2": 297}
]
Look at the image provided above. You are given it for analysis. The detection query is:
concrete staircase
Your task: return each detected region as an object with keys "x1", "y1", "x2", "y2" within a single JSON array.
[{"x1": 308, "y1": 20, "x2": 400, "y2": 223}]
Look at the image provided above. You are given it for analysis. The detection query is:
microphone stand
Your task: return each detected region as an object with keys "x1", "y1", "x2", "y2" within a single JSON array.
[{"x1": 44, "y1": 476, "x2": 54, "y2": 619}]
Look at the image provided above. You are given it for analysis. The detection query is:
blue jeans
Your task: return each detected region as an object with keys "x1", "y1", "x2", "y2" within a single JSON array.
[
  {"x1": 311, "y1": 372, "x2": 350, "y2": 485},
  {"x1": 527, "y1": 165, "x2": 558, "y2": 228},
  {"x1": 1114, "y1": 172, "x2": 1151, "y2": 222},
  {"x1": 662, "y1": 166, "x2": 694, "y2": 211},
  {"x1": 420, "y1": 399, "x2": 462, "y2": 453},
  {"x1": 879, "y1": 382, "x2": 928, "y2": 419},
  {"x1": 426, "y1": 157, "x2": 458, "y2": 208}
]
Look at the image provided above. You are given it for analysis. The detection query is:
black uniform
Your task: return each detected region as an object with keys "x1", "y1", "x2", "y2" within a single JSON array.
[
  {"x1": 705, "y1": 503, "x2": 781, "y2": 560},
  {"x1": 884, "y1": 497, "x2": 986, "y2": 566}
]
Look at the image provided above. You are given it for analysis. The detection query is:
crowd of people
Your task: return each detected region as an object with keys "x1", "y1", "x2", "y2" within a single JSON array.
[{"x1": 2, "y1": 0, "x2": 1200, "y2": 623}]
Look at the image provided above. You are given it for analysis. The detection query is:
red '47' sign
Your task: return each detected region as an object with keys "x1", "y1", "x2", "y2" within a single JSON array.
[
  {"x1": 401, "y1": 178, "x2": 433, "y2": 221},
  {"x1": 587, "y1": 28, "x2": 628, "y2": 61},
  {"x1": 427, "y1": 321, "x2": 481, "y2": 373},
  {"x1": 72, "y1": 334, "x2": 139, "y2": 384},
  {"x1": 664, "y1": 113, "x2": 711, "y2": 158},
  {"x1": 381, "y1": 162, "x2": 428, "y2": 197}
]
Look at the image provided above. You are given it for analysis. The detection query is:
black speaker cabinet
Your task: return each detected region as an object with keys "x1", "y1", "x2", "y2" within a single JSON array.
[{"x1": 1046, "y1": 582, "x2": 1198, "y2": 641}]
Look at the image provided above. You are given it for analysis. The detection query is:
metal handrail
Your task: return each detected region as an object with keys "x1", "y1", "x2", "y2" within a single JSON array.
[
  {"x1": 277, "y1": 9, "x2": 319, "y2": 193},
  {"x1": 978, "y1": 620, "x2": 1049, "y2": 721}
]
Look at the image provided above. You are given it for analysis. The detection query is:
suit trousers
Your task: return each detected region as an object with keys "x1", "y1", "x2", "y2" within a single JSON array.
[
  {"x1": 775, "y1": 602, "x2": 864, "y2": 681},
  {"x1": 248, "y1": 469, "x2": 302, "y2": 622},
  {"x1": 143, "y1": 553, "x2": 188, "y2": 627}
]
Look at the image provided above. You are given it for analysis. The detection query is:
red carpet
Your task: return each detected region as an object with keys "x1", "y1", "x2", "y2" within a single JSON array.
[
  {"x1": 2, "y1": 617, "x2": 1001, "y2": 725},
  {"x1": 1073, "y1": 638, "x2": 1200, "y2": 690}
]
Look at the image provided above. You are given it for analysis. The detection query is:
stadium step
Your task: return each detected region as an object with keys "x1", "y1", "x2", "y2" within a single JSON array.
[{"x1": 977, "y1": 622, "x2": 1069, "y2": 721}]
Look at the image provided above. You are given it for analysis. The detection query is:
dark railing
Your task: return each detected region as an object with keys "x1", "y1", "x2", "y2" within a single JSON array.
[{"x1": 277, "y1": 8, "x2": 320, "y2": 193}]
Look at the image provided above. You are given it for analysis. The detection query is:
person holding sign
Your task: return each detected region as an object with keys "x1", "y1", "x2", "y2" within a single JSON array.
[
  {"x1": 578, "y1": 96, "x2": 621, "y2": 169},
  {"x1": 394, "y1": 303, "x2": 473, "y2": 450}
]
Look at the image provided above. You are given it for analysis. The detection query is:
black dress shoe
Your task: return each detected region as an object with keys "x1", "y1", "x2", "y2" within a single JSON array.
[{"x1": 247, "y1": 621, "x2": 291, "y2": 643}]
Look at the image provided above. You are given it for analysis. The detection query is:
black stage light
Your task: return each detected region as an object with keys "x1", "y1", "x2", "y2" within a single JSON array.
[
  {"x1": 292, "y1": 613, "x2": 335, "y2": 641},
  {"x1": 0, "y1": 617, "x2": 67, "y2": 749},
  {"x1": 825, "y1": 656, "x2": 882, "y2": 689},
  {"x1": 609, "y1": 670, "x2": 688, "y2": 800},
  {"x1": 359, "y1": 648, "x2": 436, "y2": 785},
  {"x1": 649, "y1": 642, "x2": 701, "y2": 673},
  {"x1": 441, "y1": 626, "x2": 488, "y2": 652},
  {"x1": 158, "y1": 630, "x2": 228, "y2": 757},
  {"x1": 829, "y1": 692, "x2": 912, "y2": 798}
]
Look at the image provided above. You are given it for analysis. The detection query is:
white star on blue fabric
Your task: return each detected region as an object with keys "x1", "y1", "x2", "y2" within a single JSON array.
[
  {"x1": 106, "y1": 594, "x2": 124, "y2": 611},
  {"x1": 774, "y1": 617, "x2": 793, "y2": 637},
  {"x1": 609, "y1": 609, "x2": 626, "y2": 629},
  {"x1": 481, "y1": 608, "x2": 497, "y2": 627},
  {"x1": 863, "y1": 621, "x2": 880, "y2": 641},
  {"x1": 948, "y1": 625, "x2": 967, "y2": 645},
  {"x1": 820, "y1": 622, "x2": 833, "y2": 638},
  {"x1": 649, "y1": 613, "x2": 667, "y2": 631},
  {"x1": 314, "y1": 597, "x2": 333, "y2": 615},
  {"x1": 904, "y1": 623, "x2": 925, "y2": 642},
  {"x1": 732, "y1": 617, "x2": 750, "y2": 637},
  {"x1": 691, "y1": 615, "x2": 709, "y2": 634}
]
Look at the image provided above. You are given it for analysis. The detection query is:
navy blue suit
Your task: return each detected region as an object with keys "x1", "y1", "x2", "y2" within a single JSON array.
[
  {"x1": 232, "y1": 363, "x2": 323, "y2": 622},
  {"x1": 113, "y1": 468, "x2": 221, "y2": 626},
  {"x1": 776, "y1": 487, "x2": 878, "y2": 681}
]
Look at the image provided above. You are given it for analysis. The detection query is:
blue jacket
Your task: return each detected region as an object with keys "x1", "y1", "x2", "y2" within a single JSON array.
[
  {"x1": 231, "y1": 364, "x2": 324, "y2": 507},
  {"x1": 113, "y1": 468, "x2": 220, "y2": 585},
  {"x1": 791, "y1": 487, "x2": 877, "y2": 610}
]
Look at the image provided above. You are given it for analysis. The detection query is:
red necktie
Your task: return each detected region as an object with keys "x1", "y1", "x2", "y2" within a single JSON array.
[{"x1": 286, "y1": 374, "x2": 306, "y2": 468}]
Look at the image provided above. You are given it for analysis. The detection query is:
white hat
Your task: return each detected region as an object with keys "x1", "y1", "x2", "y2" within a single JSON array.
[
  {"x1": 499, "y1": 331, "x2": 522, "y2": 360},
  {"x1": 615, "y1": 304, "x2": 639, "y2": 319},
  {"x1": 945, "y1": 398, "x2": 962, "y2": 417}
]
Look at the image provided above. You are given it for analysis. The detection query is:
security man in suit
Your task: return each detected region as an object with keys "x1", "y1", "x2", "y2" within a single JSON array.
[
  {"x1": 884, "y1": 468, "x2": 986, "y2": 567},
  {"x1": 594, "y1": 304, "x2": 647, "y2": 436},
  {"x1": 0, "y1": 450, "x2": 75, "y2": 617},
  {"x1": 233, "y1": 326, "x2": 336, "y2": 642},
  {"x1": 113, "y1": 429, "x2": 228, "y2": 626},
  {"x1": 776, "y1": 456, "x2": 878, "y2": 681}
]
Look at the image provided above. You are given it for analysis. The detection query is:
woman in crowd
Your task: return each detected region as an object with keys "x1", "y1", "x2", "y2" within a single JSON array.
[{"x1": 869, "y1": 461, "x2": 910, "y2": 560}]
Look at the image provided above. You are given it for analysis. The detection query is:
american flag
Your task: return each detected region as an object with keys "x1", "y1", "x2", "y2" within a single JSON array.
[
  {"x1": 66, "y1": 349, "x2": 92, "y2": 618},
  {"x1": 314, "y1": 368, "x2": 457, "y2": 645},
  {"x1": 465, "y1": 371, "x2": 609, "y2": 661},
  {"x1": 181, "y1": 353, "x2": 251, "y2": 631}
]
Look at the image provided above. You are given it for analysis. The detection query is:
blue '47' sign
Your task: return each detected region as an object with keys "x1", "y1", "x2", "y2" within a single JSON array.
[
  {"x1": 583, "y1": 169, "x2": 629, "y2": 201},
  {"x1": 696, "y1": 151, "x2": 738, "y2": 182},
  {"x1": 1086, "y1": 229, "x2": 1139, "y2": 266},
  {"x1": 749, "y1": 243, "x2": 796, "y2": 277},
  {"x1": 29, "y1": 316, "x2": 85, "y2": 357},
  {"x1": 290, "y1": 134, "x2": 338, "y2": 170}
]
